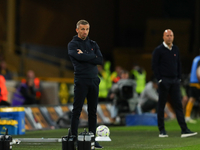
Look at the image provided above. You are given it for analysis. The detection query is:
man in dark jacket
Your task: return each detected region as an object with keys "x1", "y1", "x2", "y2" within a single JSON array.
[
  {"x1": 68, "y1": 20, "x2": 103, "y2": 149},
  {"x1": 152, "y1": 29, "x2": 197, "y2": 138}
]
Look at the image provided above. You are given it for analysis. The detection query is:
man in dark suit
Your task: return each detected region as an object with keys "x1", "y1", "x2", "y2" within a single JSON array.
[{"x1": 152, "y1": 29, "x2": 197, "y2": 138}]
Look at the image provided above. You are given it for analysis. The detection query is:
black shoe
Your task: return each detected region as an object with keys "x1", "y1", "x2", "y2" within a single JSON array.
[
  {"x1": 181, "y1": 129, "x2": 197, "y2": 138},
  {"x1": 159, "y1": 130, "x2": 168, "y2": 138},
  {"x1": 95, "y1": 141, "x2": 103, "y2": 149}
]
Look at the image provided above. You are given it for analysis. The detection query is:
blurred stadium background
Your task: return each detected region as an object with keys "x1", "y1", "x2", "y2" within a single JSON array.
[
  {"x1": 0, "y1": 0, "x2": 199, "y2": 80},
  {"x1": 0, "y1": 0, "x2": 200, "y2": 141}
]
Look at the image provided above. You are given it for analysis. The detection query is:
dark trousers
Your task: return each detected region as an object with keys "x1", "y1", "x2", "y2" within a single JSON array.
[
  {"x1": 158, "y1": 77, "x2": 188, "y2": 132},
  {"x1": 71, "y1": 77, "x2": 100, "y2": 137}
]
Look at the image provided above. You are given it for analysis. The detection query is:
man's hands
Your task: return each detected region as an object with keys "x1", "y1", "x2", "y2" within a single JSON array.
[
  {"x1": 77, "y1": 49, "x2": 97, "y2": 58},
  {"x1": 77, "y1": 49, "x2": 83, "y2": 54}
]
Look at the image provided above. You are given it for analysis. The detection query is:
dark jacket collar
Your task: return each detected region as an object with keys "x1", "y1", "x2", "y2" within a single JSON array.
[{"x1": 73, "y1": 35, "x2": 89, "y2": 42}]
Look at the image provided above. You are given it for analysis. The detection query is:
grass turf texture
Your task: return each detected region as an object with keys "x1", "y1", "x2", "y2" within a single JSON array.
[{"x1": 12, "y1": 119, "x2": 200, "y2": 150}]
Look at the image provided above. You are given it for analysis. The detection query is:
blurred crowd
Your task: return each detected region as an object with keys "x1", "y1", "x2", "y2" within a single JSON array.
[
  {"x1": 97, "y1": 61, "x2": 200, "y2": 124},
  {"x1": 0, "y1": 59, "x2": 43, "y2": 107},
  {"x1": 0, "y1": 59, "x2": 199, "y2": 124}
]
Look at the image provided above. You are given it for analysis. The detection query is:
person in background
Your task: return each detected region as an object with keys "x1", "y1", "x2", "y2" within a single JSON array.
[
  {"x1": 100, "y1": 60, "x2": 113, "y2": 101},
  {"x1": 11, "y1": 70, "x2": 42, "y2": 106},
  {"x1": 0, "y1": 60, "x2": 13, "y2": 80},
  {"x1": 137, "y1": 78, "x2": 158, "y2": 113},
  {"x1": 185, "y1": 55, "x2": 200, "y2": 124},
  {"x1": 110, "y1": 65, "x2": 123, "y2": 83},
  {"x1": 130, "y1": 64, "x2": 146, "y2": 95},
  {"x1": 180, "y1": 83, "x2": 189, "y2": 112},
  {"x1": 152, "y1": 29, "x2": 197, "y2": 138},
  {"x1": 109, "y1": 70, "x2": 138, "y2": 123},
  {"x1": 98, "y1": 65, "x2": 110, "y2": 102},
  {"x1": 137, "y1": 77, "x2": 175, "y2": 119},
  {"x1": 0, "y1": 75, "x2": 9, "y2": 106},
  {"x1": 103, "y1": 60, "x2": 112, "y2": 89}
]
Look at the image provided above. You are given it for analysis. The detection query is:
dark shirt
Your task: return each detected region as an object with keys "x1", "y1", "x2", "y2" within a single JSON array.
[
  {"x1": 152, "y1": 43, "x2": 181, "y2": 81},
  {"x1": 68, "y1": 35, "x2": 103, "y2": 78},
  {"x1": 20, "y1": 86, "x2": 37, "y2": 105}
]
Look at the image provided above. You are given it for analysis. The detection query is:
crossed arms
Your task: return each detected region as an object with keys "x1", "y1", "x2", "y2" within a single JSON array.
[{"x1": 68, "y1": 42, "x2": 103, "y2": 65}]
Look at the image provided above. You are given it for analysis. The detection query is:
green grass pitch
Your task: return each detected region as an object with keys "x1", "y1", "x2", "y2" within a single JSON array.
[{"x1": 12, "y1": 119, "x2": 200, "y2": 150}]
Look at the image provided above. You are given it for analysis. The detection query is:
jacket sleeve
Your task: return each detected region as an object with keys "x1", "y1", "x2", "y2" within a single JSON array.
[
  {"x1": 152, "y1": 48, "x2": 161, "y2": 81},
  {"x1": 68, "y1": 42, "x2": 96, "y2": 61},
  {"x1": 87, "y1": 43, "x2": 103, "y2": 65}
]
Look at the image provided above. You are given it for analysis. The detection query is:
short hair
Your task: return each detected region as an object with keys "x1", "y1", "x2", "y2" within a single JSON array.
[{"x1": 76, "y1": 20, "x2": 89, "y2": 28}]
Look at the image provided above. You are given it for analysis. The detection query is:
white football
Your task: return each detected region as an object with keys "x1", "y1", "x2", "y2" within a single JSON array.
[{"x1": 96, "y1": 125, "x2": 110, "y2": 137}]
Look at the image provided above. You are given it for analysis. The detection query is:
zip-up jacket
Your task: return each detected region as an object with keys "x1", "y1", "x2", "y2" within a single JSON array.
[{"x1": 68, "y1": 35, "x2": 103, "y2": 78}]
